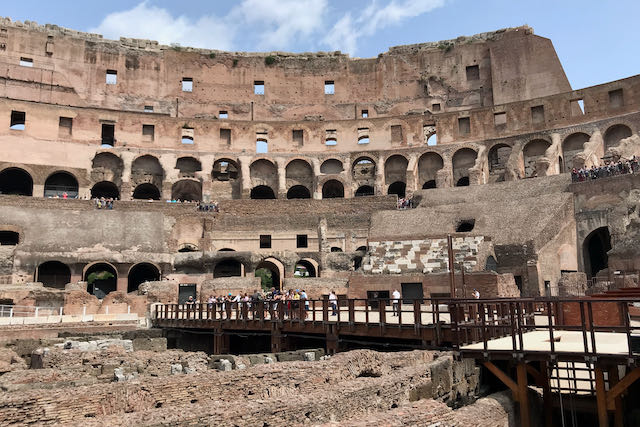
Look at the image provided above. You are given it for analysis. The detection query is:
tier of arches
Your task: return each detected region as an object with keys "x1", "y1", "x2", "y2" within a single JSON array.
[{"x1": 1, "y1": 123, "x2": 634, "y2": 201}]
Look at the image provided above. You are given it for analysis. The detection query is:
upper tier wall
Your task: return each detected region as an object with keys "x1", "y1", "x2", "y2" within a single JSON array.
[{"x1": 0, "y1": 20, "x2": 570, "y2": 120}]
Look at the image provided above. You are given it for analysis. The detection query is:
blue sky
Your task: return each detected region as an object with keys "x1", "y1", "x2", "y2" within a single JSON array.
[{"x1": 2, "y1": 0, "x2": 638, "y2": 89}]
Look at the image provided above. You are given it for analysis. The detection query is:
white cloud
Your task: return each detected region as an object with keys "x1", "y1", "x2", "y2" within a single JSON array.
[{"x1": 323, "y1": 0, "x2": 446, "y2": 55}]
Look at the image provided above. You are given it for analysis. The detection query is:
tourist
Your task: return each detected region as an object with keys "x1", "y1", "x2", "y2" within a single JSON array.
[
  {"x1": 392, "y1": 289, "x2": 401, "y2": 316},
  {"x1": 329, "y1": 290, "x2": 338, "y2": 316},
  {"x1": 186, "y1": 295, "x2": 195, "y2": 306},
  {"x1": 473, "y1": 289, "x2": 480, "y2": 299}
]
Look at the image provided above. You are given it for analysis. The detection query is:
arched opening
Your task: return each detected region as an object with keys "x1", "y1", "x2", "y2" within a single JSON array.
[
  {"x1": 456, "y1": 177, "x2": 470, "y2": 187},
  {"x1": 171, "y1": 180, "x2": 202, "y2": 201},
  {"x1": 84, "y1": 263, "x2": 118, "y2": 299},
  {"x1": 250, "y1": 185, "x2": 276, "y2": 199},
  {"x1": 0, "y1": 231, "x2": 19, "y2": 245},
  {"x1": 456, "y1": 219, "x2": 475, "y2": 232},
  {"x1": 352, "y1": 157, "x2": 376, "y2": 180},
  {"x1": 44, "y1": 172, "x2": 79, "y2": 198},
  {"x1": 488, "y1": 144, "x2": 512, "y2": 182},
  {"x1": 212, "y1": 159, "x2": 241, "y2": 199},
  {"x1": 0, "y1": 168, "x2": 33, "y2": 196},
  {"x1": 91, "y1": 152, "x2": 124, "y2": 185},
  {"x1": 128, "y1": 263, "x2": 160, "y2": 293},
  {"x1": 562, "y1": 133, "x2": 590, "y2": 172},
  {"x1": 604, "y1": 124, "x2": 633, "y2": 151},
  {"x1": 422, "y1": 180, "x2": 437, "y2": 189},
  {"x1": 523, "y1": 139, "x2": 551, "y2": 178},
  {"x1": 320, "y1": 159, "x2": 343, "y2": 174},
  {"x1": 250, "y1": 159, "x2": 278, "y2": 194},
  {"x1": 131, "y1": 155, "x2": 164, "y2": 192},
  {"x1": 175, "y1": 157, "x2": 202, "y2": 177},
  {"x1": 322, "y1": 180, "x2": 344, "y2": 199},
  {"x1": 212, "y1": 159, "x2": 239, "y2": 181},
  {"x1": 418, "y1": 152, "x2": 443, "y2": 189},
  {"x1": 213, "y1": 259, "x2": 243, "y2": 277},
  {"x1": 330, "y1": 247, "x2": 343, "y2": 252},
  {"x1": 452, "y1": 148, "x2": 477, "y2": 186},
  {"x1": 355, "y1": 185, "x2": 374, "y2": 197},
  {"x1": 286, "y1": 185, "x2": 311, "y2": 199},
  {"x1": 91, "y1": 181, "x2": 120, "y2": 199},
  {"x1": 384, "y1": 155, "x2": 408, "y2": 185},
  {"x1": 255, "y1": 259, "x2": 282, "y2": 290},
  {"x1": 218, "y1": 248, "x2": 235, "y2": 252},
  {"x1": 133, "y1": 183, "x2": 161, "y2": 200},
  {"x1": 294, "y1": 260, "x2": 317, "y2": 277},
  {"x1": 583, "y1": 227, "x2": 612, "y2": 278},
  {"x1": 285, "y1": 159, "x2": 313, "y2": 192},
  {"x1": 387, "y1": 181, "x2": 406, "y2": 197},
  {"x1": 178, "y1": 243, "x2": 199, "y2": 252},
  {"x1": 36, "y1": 261, "x2": 70, "y2": 289}
]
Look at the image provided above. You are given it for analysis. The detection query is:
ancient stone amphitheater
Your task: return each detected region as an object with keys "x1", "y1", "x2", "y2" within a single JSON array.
[{"x1": 0, "y1": 18, "x2": 639, "y2": 426}]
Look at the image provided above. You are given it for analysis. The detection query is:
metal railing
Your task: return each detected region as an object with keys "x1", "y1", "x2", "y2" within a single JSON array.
[{"x1": 0, "y1": 304, "x2": 63, "y2": 318}]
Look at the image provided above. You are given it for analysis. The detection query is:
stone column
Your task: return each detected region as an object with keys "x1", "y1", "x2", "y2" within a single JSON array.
[
  {"x1": 276, "y1": 158, "x2": 287, "y2": 198},
  {"x1": 311, "y1": 158, "x2": 322, "y2": 199},
  {"x1": 405, "y1": 153, "x2": 418, "y2": 194},
  {"x1": 238, "y1": 155, "x2": 252, "y2": 198},
  {"x1": 376, "y1": 154, "x2": 385, "y2": 195}
]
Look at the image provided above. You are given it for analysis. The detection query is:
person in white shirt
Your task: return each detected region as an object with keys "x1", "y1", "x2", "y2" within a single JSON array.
[
  {"x1": 392, "y1": 289, "x2": 401, "y2": 317},
  {"x1": 473, "y1": 289, "x2": 480, "y2": 299},
  {"x1": 329, "y1": 291, "x2": 338, "y2": 316}
]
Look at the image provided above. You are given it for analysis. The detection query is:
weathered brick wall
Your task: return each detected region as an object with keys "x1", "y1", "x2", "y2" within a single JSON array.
[{"x1": 363, "y1": 236, "x2": 489, "y2": 275}]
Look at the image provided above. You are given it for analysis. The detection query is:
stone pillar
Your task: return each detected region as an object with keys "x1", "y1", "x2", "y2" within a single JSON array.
[
  {"x1": 276, "y1": 158, "x2": 287, "y2": 198},
  {"x1": 376, "y1": 154, "x2": 385, "y2": 195},
  {"x1": 238, "y1": 155, "x2": 252, "y2": 198},
  {"x1": 311, "y1": 158, "x2": 322, "y2": 199},
  {"x1": 406, "y1": 153, "x2": 418, "y2": 194}
]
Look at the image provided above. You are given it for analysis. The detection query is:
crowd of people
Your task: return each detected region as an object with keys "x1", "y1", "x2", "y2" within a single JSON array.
[
  {"x1": 397, "y1": 194, "x2": 414, "y2": 209},
  {"x1": 196, "y1": 201, "x2": 219, "y2": 212},
  {"x1": 571, "y1": 157, "x2": 639, "y2": 182},
  {"x1": 184, "y1": 288, "x2": 341, "y2": 320},
  {"x1": 93, "y1": 197, "x2": 114, "y2": 209}
]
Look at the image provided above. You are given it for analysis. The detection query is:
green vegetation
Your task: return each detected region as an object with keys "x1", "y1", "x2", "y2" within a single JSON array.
[
  {"x1": 209, "y1": 52, "x2": 216, "y2": 59},
  {"x1": 255, "y1": 268, "x2": 273, "y2": 291},
  {"x1": 233, "y1": 59, "x2": 239, "y2": 67},
  {"x1": 265, "y1": 55, "x2": 276, "y2": 66},
  {"x1": 87, "y1": 271, "x2": 114, "y2": 285}
]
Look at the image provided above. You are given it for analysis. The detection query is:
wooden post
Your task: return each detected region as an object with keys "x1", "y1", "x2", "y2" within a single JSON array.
[
  {"x1": 517, "y1": 362, "x2": 530, "y2": 427},
  {"x1": 608, "y1": 366, "x2": 623, "y2": 427},
  {"x1": 447, "y1": 234, "x2": 455, "y2": 298},
  {"x1": 595, "y1": 366, "x2": 609, "y2": 427}
]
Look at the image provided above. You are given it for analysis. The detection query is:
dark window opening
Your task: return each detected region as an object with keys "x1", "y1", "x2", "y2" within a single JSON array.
[
  {"x1": 322, "y1": 180, "x2": 344, "y2": 199},
  {"x1": 91, "y1": 181, "x2": 120, "y2": 199},
  {"x1": 456, "y1": 219, "x2": 475, "y2": 232},
  {"x1": 456, "y1": 176, "x2": 470, "y2": 187},
  {"x1": 292, "y1": 129, "x2": 304, "y2": 147},
  {"x1": 260, "y1": 235, "x2": 272, "y2": 249},
  {"x1": 286, "y1": 185, "x2": 310, "y2": 199},
  {"x1": 37, "y1": 261, "x2": 70, "y2": 289},
  {"x1": 101, "y1": 123, "x2": 115, "y2": 147},
  {"x1": 296, "y1": 234, "x2": 308, "y2": 248},
  {"x1": 361, "y1": 109, "x2": 368, "y2": 118},
  {"x1": 0, "y1": 168, "x2": 33, "y2": 196},
  {"x1": 330, "y1": 247, "x2": 343, "y2": 252},
  {"x1": 251, "y1": 185, "x2": 275, "y2": 199},
  {"x1": 58, "y1": 117, "x2": 72, "y2": 137},
  {"x1": 133, "y1": 183, "x2": 160, "y2": 200},
  {"x1": 128, "y1": 263, "x2": 160, "y2": 293},
  {"x1": 0, "y1": 231, "x2": 19, "y2": 245},
  {"x1": 458, "y1": 117, "x2": 470, "y2": 135},
  {"x1": 514, "y1": 276, "x2": 523, "y2": 291},
  {"x1": 583, "y1": 227, "x2": 612, "y2": 278},
  {"x1": 144, "y1": 105, "x2": 154, "y2": 113},
  {"x1": 531, "y1": 105, "x2": 545, "y2": 124},
  {"x1": 220, "y1": 128, "x2": 231, "y2": 146},
  {"x1": 485, "y1": 256, "x2": 498, "y2": 272},
  {"x1": 609, "y1": 89, "x2": 623, "y2": 108},
  {"x1": 142, "y1": 124, "x2": 155, "y2": 142},
  {"x1": 214, "y1": 259, "x2": 242, "y2": 278},
  {"x1": 422, "y1": 180, "x2": 437, "y2": 189},
  {"x1": 391, "y1": 125, "x2": 403, "y2": 143},
  {"x1": 355, "y1": 185, "x2": 374, "y2": 197},
  {"x1": 387, "y1": 181, "x2": 406, "y2": 198},
  {"x1": 44, "y1": 172, "x2": 78, "y2": 198},
  {"x1": 465, "y1": 65, "x2": 479, "y2": 81},
  {"x1": 431, "y1": 103, "x2": 441, "y2": 112},
  {"x1": 10, "y1": 111, "x2": 25, "y2": 130},
  {"x1": 85, "y1": 263, "x2": 117, "y2": 299}
]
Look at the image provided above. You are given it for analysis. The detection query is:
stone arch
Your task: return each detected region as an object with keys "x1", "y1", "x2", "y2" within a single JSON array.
[
  {"x1": 91, "y1": 181, "x2": 120, "y2": 199},
  {"x1": 487, "y1": 144, "x2": 512, "y2": 182},
  {"x1": 36, "y1": 261, "x2": 71, "y2": 289},
  {"x1": 322, "y1": 180, "x2": 344, "y2": 199},
  {"x1": 286, "y1": 185, "x2": 311, "y2": 199},
  {"x1": 44, "y1": 171, "x2": 79, "y2": 198},
  {"x1": 91, "y1": 152, "x2": 123, "y2": 184},
  {"x1": 294, "y1": 258, "x2": 318, "y2": 278},
  {"x1": 133, "y1": 183, "x2": 161, "y2": 200},
  {"x1": 212, "y1": 158, "x2": 241, "y2": 199},
  {"x1": 352, "y1": 157, "x2": 376, "y2": 181},
  {"x1": 178, "y1": 243, "x2": 199, "y2": 252},
  {"x1": 131, "y1": 155, "x2": 164, "y2": 190},
  {"x1": 171, "y1": 179, "x2": 202, "y2": 201},
  {"x1": 285, "y1": 159, "x2": 313, "y2": 193},
  {"x1": 251, "y1": 185, "x2": 276, "y2": 199},
  {"x1": 83, "y1": 262, "x2": 118, "y2": 299},
  {"x1": 127, "y1": 262, "x2": 160, "y2": 293},
  {"x1": 321, "y1": 159, "x2": 343, "y2": 174},
  {"x1": 0, "y1": 167, "x2": 33, "y2": 196},
  {"x1": 355, "y1": 185, "x2": 374, "y2": 197},
  {"x1": 523, "y1": 139, "x2": 551, "y2": 178},
  {"x1": 562, "y1": 133, "x2": 590, "y2": 172},
  {"x1": 418, "y1": 152, "x2": 444, "y2": 188},
  {"x1": 255, "y1": 257, "x2": 285, "y2": 290},
  {"x1": 213, "y1": 258, "x2": 244, "y2": 278},
  {"x1": 583, "y1": 227, "x2": 611, "y2": 278},
  {"x1": 384, "y1": 155, "x2": 408, "y2": 184},
  {"x1": 604, "y1": 124, "x2": 632, "y2": 151},
  {"x1": 250, "y1": 158, "x2": 278, "y2": 191},
  {"x1": 175, "y1": 157, "x2": 202, "y2": 177},
  {"x1": 388, "y1": 181, "x2": 406, "y2": 197},
  {"x1": 452, "y1": 148, "x2": 477, "y2": 186}
]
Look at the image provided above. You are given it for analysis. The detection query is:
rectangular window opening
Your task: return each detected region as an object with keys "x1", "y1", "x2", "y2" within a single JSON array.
[
  {"x1": 260, "y1": 234, "x2": 272, "y2": 249},
  {"x1": 292, "y1": 129, "x2": 304, "y2": 147},
  {"x1": 325, "y1": 129, "x2": 337, "y2": 146},
  {"x1": 19, "y1": 57, "x2": 33, "y2": 67},
  {"x1": 431, "y1": 103, "x2": 441, "y2": 112},
  {"x1": 10, "y1": 111, "x2": 25, "y2": 130},
  {"x1": 391, "y1": 125, "x2": 403, "y2": 143},
  {"x1": 106, "y1": 70, "x2": 117, "y2": 85},
  {"x1": 458, "y1": 117, "x2": 470, "y2": 135},
  {"x1": 256, "y1": 138, "x2": 268, "y2": 153},
  {"x1": 324, "y1": 80, "x2": 335, "y2": 95},
  {"x1": 254, "y1": 81, "x2": 265, "y2": 95},
  {"x1": 181, "y1": 127, "x2": 194, "y2": 144},
  {"x1": 142, "y1": 124, "x2": 155, "y2": 142},
  {"x1": 220, "y1": 128, "x2": 231, "y2": 146},
  {"x1": 219, "y1": 110, "x2": 228, "y2": 119},
  {"x1": 101, "y1": 123, "x2": 115, "y2": 146},
  {"x1": 609, "y1": 89, "x2": 623, "y2": 108},
  {"x1": 493, "y1": 112, "x2": 507, "y2": 126},
  {"x1": 361, "y1": 109, "x2": 368, "y2": 118},
  {"x1": 531, "y1": 105, "x2": 545, "y2": 124},
  {"x1": 296, "y1": 234, "x2": 308, "y2": 248},
  {"x1": 58, "y1": 117, "x2": 72, "y2": 136},
  {"x1": 182, "y1": 77, "x2": 193, "y2": 92},
  {"x1": 144, "y1": 105, "x2": 154, "y2": 113},
  {"x1": 570, "y1": 99, "x2": 585, "y2": 116},
  {"x1": 465, "y1": 65, "x2": 479, "y2": 81}
]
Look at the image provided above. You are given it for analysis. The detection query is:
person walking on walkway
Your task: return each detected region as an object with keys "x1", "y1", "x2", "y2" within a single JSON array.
[{"x1": 392, "y1": 289, "x2": 401, "y2": 317}]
